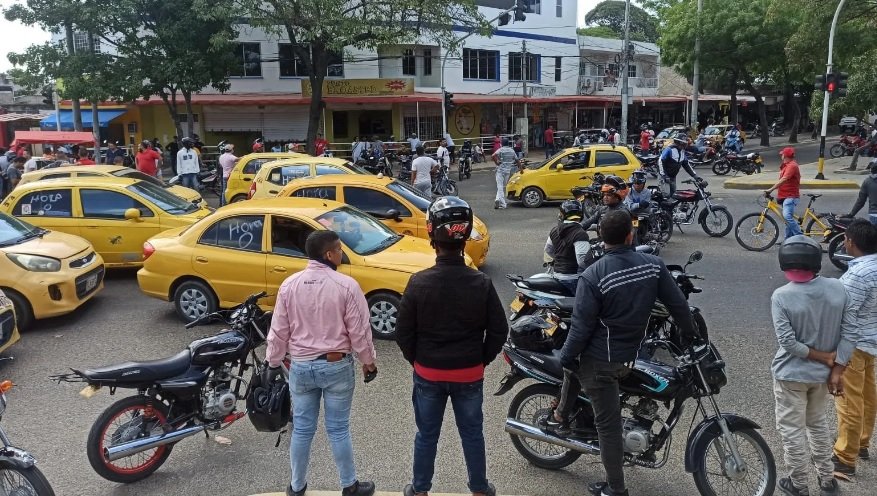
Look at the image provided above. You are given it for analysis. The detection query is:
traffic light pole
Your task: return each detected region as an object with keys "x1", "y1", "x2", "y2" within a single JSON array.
[{"x1": 816, "y1": 0, "x2": 848, "y2": 180}]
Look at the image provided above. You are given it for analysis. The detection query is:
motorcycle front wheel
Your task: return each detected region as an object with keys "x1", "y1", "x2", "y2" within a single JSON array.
[
  {"x1": 712, "y1": 160, "x2": 731, "y2": 176},
  {"x1": 507, "y1": 383, "x2": 581, "y2": 470},
  {"x1": 443, "y1": 180, "x2": 458, "y2": 196},
  {"x1": 700, "y1": 206, "x2": 733, "y2": 237},
  {"x1": 692, "y1": 427, "x2": 776, "y2": 496},
  {"x1": 829, "y1": 144, "x2": 844, "y2": 158},
  {"x1": 651, "y1": 211, "x2": 674, "y2": 243},
  {"x1": 0, "y1": 463, "x2": 55, "y2": 496}
]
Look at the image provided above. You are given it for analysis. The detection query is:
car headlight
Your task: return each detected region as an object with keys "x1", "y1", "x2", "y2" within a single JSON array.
[
  {"x1": 509, "y1": 175, "x2": 520, "y2": 184},
  {"x1": 7, "y1": 253, "x2": 62, "y2": 272},
  {"x1": 470, "y1": 227, "x2": 484, "y2": 241}
]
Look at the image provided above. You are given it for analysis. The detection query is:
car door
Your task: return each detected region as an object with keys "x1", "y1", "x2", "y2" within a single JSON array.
[
  {"x1": 193, "y1": 214, "x2": 268, "y2": 307},
  {"x1": 288, "y1": 185, "x2": 339, "y2": 201},
  {"x1": 7, "y1": 187, "x2": 80, "y2": 237},
  {"x1": 341, "y1": 186, "x2": 419, "y2": 237},
  {"x1": 545, "y1": 150, "x2": 592, "y2": 198},
  {"x1": 264, "y1": 215, "x2": 315, "y2": 307},
  {"x1": 78, "y1": 187, "x2": 164, "y2": 265},
  {"x1": 593, "y1": 149, "x2": 634, "y2": 179}
]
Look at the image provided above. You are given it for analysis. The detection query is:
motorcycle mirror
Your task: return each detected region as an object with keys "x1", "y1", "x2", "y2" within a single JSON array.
[{"x1": 688, "y1": 251, "x2": 703, "y2": 265}]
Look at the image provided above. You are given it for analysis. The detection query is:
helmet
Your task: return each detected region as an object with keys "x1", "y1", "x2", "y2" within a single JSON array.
[
  {"x1": 509, "y1": 315, "x2": 555, "y2": 352},
  {"x1": 246, "y1": 365, "x2": 291, "y2": 432},
  {"x1": 630, "y1": 170, "x2": 647, "y2": 185},
  {"x1": 610, "y1": 128, "x2": 616, "y2": 133},
  {"x1": 640, "y1": 123, "x2": 648, "y2": 130},
  {"x1": 427, "y1": 196, "x2": 473, "y2": 243},
  {"x1": 869, "y1": 159, "x2": 877, "y2": 174},
  {"x1": 558, "y1": 199, "x2": 583, "y2": 221},
  {"x1": 181, "y1": 137, "x2": 194, "y2": 147},
  {"x1": 601, "y1": 175, "x2": 629, "y2": 200},
  {"x1": 778, "y1": 235, "x2": 822, "y2": 273}
]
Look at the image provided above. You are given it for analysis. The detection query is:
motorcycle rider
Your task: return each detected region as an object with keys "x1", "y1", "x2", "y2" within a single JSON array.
[
  {"x1": 658, "y1": 137, "x2": 701, "y2": 196},
  {"x1": 553, "y1": 210, "x2": 697, "y2": 496},
  {"x1": 623, "y1": 171, "x2": 652, "y2": 212},
  {"x1": 574, "y1": 131, "x2": 590, "y2": 147},
  {"x1": 544, "y1": 200, "x2": 591, "y2": 294},
  {"x1": 848, "y1": 160, "x2": 877, "y2": 226},
  {"x1": 580, "y1": 175, "x2": 629, "y2": 231},
  {"x1": 724, "y1": 125, "x2": 742, "y2": 153}
]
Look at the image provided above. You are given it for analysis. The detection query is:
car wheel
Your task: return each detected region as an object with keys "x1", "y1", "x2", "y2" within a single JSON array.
[
  {"x1": 2, "y1": 289, "x2": 33, "y2": 331},
  {"x1": 173, "y1": 280, "x2": 218, "y2": 323},
  {"x1": 230, "y1": 194, "x2": 248, "y2": 203},
  {"x1": 521, "y1": 187, "x2": 544, "y2": 208},
  {"x1": 366, "y1": 292, "x2": 401, "y2": 340}
]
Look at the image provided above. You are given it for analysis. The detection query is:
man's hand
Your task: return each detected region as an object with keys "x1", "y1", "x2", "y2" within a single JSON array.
[
  {"x1": 809, "y1": 349, "x2": 837, "y2": 368},
  {"x1": 362, "y1": 362, "x2": 377, "y2": 376},
  {"x1": 828, "y1": 364, "x2": 846, "y2": 397},
  {"x1": 763, "y1": 189, "x2": 772, "y2": 197},
  {"x1": 262, "y1": 363, "x2": 282, "y2": 384}
]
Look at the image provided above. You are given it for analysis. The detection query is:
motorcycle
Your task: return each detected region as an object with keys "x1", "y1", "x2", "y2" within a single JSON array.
[
  {"x1": 52, "y1": 293, "x2": 275, "y2": 483},
  {"x1": 458, "y1": 149, "x2": 473, "y2": 181},
  {"x1": 431, "y1": 164, "x2": 458, "y2": 196},
  {"x1": 169, "y1": 166, "x2": 220, "y2": 196},
  {"x1": 687, "y1": 145, "x2": 717, "y2": 168},
  {"x1": 712, "y1": 151, "x2": 762, "y2": 176},
  {"x1": 570, "y1": 173, "x2": 607, "y2": 218},
  {"x1": 653, "y1": 179, "x2": 734, "y2": 237},
  {"x1": 358, "y1": 149, "x2": 393, "y2": 176},
  {"x1": 396, "y1": 153, "x2": 413, "y2": 182},
  {"x1": 636, "y1": 153, "x2": 661, "y2": 178},
  {"x1": 826, "y1": 215, "x2": 855, "y2": 271},
  {"x1": 0, "y1": 379, "x2": 55, "y2": 495},
  {"x1": 829, "y1": 135, "x2": 868, "y2": 158}
]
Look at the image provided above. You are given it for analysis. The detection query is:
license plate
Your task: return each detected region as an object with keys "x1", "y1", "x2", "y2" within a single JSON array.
[
  {"x1": 84, "y1": 275, "x2": 98, "y2": 292},
  {"x1": 632, "y1": 219, "x2": 640, "y2": 227},
  {"x1": 510, "y1": 298, "x2": 524, "y2": 313},
  {"x1": 544, "y1": 323, "x2": 558, "y2": 336},
  {"x1": 80, "y1": 384, "x2": 101, "y2": 399}
]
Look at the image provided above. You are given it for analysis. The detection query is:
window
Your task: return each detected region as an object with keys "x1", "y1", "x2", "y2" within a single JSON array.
[
  {"x1": 327, "y1": 51, "x2": 344, "y2": 77},
  {"x1": 279, "y1": 44, "x2": 344, "y2": 77},
  {"x1": 556, "y1": 0, "x2": 562, "y2": 17},
  {"x1": 199, "y1": 215, "x2": 265, "y2": 252},
  {"x1": 509, "y1": 52, "x2": 539, "y2": 82},
  {"x1": 463, "y1": 49, "x2": 499, "y2": 81},
  {"x1": 13, "y1": 189, "x2": 72, "y2": 217},
  {"x1": 126, "y1": 182, "x2": 198, "y2": 215},
  {"x1": 267, "y1": 165, "x2": 310, "y2": 186},
  {"x1": 174, "y1": 113, "x2": 199, "y2": 124},
  {"x1": 77, "y1": 172, "x2": 103, "y2": 178},
  {"x1": 555, "y1": 151, "x2": 589, "y2": 170},
  {"x1": 423, "y1": 49, "x2": 433, "y2": 76},
  {"x1": 628, "y1": 64, "x2": 637, "y2": 78},
  {"x1": 608, "y1": 63, "x2": 618, "y2": 77},
  {"x1": 529, "y1": 0, "x2": 542, "y2": 14},
  {"x1": 231, "y1": 43, "x2": 262, "y2": 77},
  {"x1": 595, "y1": 151, "x2": 630, "y2": 167},
  {"x1": 402, "y1": 49, "x2": 416, "y2": 76},
  {"x1": 343, "y1": 187, "x2": 411, "y2": 218},
  {"x1": 555, "y1": 57, "x2": 562, "y2": 82},
  {"x1": 73, "y1": 32, "x2": 101, "y2": 54},
  {"x1": 291, "y1": 186, "x2": 337, "y2": 201},
  {"x1": 315, "y1": 165, "x2": 348, "y2": 176},
  {"x1": 404, "y1": 115, "x2": 442, "y2": 140},
  {"x1": 243, "y1": 159, "x2": 274, "y2": 175},
  {"x1": 270, "y1": 216, "x2": 314, "y2": 258},
  {"x1": 81, "y1": 189, "x2": 153, "y2": 219}
]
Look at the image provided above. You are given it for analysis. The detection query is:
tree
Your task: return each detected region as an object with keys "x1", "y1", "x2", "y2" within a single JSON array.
[
  {"x1": 231, "y1": 0, "x2": 489, "y2": 155},
  {"x1": 584, "y1": 1, "x2": 660, "y2": 43},
  {"x1": 576, "y1": 26, "x2": 621, "y2": 40}
]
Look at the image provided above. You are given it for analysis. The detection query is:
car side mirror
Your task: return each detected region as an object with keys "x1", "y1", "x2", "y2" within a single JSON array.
[
  {"x1": 386, "y1": 209, "x2": 402, "y2": 222},
  {"x1": 124, "y1": 208, "x2": 142, "y2": 221},
  {"x1": 556, "y1": 163, "x2": 564, "y2": 170}
]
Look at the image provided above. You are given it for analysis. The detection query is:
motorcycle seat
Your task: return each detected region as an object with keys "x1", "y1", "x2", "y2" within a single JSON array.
[
  {"x1": 81, "y1": 350, "x2": 192, "y2": 383},
  {"x1": 554, "y1": 297, "x2": 576, "y2": 313},
  {"x1": 523, "y1": 275, "x2": 573, "y2": 295}
]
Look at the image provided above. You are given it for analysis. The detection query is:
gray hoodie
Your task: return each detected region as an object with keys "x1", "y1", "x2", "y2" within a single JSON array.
[{"x1": 850, "y1": 174, "x2": 877, "y2": 216}]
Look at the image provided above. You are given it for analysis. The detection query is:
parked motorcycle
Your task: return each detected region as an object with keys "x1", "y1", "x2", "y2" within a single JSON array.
[
  {"x1": 829, "y1": 135, "x2": 868, "y2": 158},
  {"x1": 0, "y1": 379, "x2": 55, "y2": 495},
  {"x1": 431, "y1": 164, "x2": 458, "y2": 196},
  {"x1": 712, "y1": 151, "x2": 762, "y2": 176},
  {"x1": 52, "y1": 293, "x2": 275, "y2": 483},
  {"x1": 653, "y1": 179, "x2": 733, "y2": 237},
  {"x1": 396, "y1": 153, "x2": 413, "y2": 182},
  {"x1": 358, "y1": 149, "x2": 393, "y2": 176},
  {"x1": 169, "y1": 166, "x2": 220, "y2": 196}
]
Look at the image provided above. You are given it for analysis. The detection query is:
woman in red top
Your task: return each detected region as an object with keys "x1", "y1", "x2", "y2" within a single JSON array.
[
  {"x1": 765, "y1": 147, "x2": 802, "y2": 238},
  {"x1": 135, "y1": 140, "x2": 162, "y2": 177}
]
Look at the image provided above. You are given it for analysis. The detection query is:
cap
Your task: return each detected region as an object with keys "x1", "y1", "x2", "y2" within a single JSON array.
[{"x1": 780, "y1": 147, "x2": 795, "y2": 159}]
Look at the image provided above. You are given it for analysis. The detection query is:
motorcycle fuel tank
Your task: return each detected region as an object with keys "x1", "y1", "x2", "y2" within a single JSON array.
[
  {"x1": 620, "y1": 358, "x2": 681, "y2": 400},
  {"x1": 189, "y1": 331, "x2": 248, "y2": 366}
]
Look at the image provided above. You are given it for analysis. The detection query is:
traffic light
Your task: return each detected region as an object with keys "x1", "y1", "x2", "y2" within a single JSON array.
[
  {"x1": 498, "y1": 12, "x2": 511, "y2": 26},
  {"x1": 826, "y1": 73, "x2": 837, "y2": 94},
  {"x1": 514, "y1": 5, "x2": 527, "y2": 22},
  {"x1": 836, "y1": 72, "x2": 849, "y2": 97},
  {"x1": 444, "y1": 91, "x2": 455, "y2": 111},
  {"x1": 815, "y1": 74, "x2": 825, "y2": 91}
]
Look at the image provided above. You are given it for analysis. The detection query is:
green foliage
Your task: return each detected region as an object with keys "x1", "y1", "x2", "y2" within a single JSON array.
[
  {"x1": 583, "y1": 0, "x2": 660, "y2": 43},
  {"x1": 577, "y1": 26, "x2": 621, "y2": 39}
]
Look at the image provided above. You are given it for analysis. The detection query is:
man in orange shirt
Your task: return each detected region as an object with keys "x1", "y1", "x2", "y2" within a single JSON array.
[
  {"x1": 135, "y1": 140, "x2": 162, "y2": 177},
  {"x1": 76, "y1": 148, "x2": 96, "y2": 165},
  {"x1": 765, "y1": 147, "x2": 802, "y2": 239}
]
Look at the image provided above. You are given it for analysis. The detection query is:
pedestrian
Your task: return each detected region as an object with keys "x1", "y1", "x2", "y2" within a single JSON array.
[
  {"x1": 252, "y1": 137, "x2": 265, "y2": 153},
  {"x1": 135, "y1": 140, "x2": 162, "y2": 178},
  {"x1": 176, "y1": 137, "x2": 200, "y2": 190},
  {"x1": 556, "y1": 210, "x2": 697, "y2": 496},
  {"x1": 407, "y1": 133, "x2": 422, "y2": 153},
  {"x1": 54, "y1": 147, "x2": 71, "y2": 165},
  {"x1": 848, "y1": 161, "x2": 877, "y2": 226},
  {"x1": 639, "y1": 125, "x2": 651, "y2": 152},
  {"x1": 513, "y1": 134, "x2": 524, "y2": 159},
  {"x1": 764, "y1": 147, "x2": 803, "y2": 239},
  {"x1": 314, "y1": 133, "x2": 329, "y2": 157},
  {"x1": 491, "y1": 138, "x2": 517, "y2": 209},
  {"x1": 351, "y1": 136, "x2": 365, "y2": 163},
  {"x1": 544, "y1": 125, "x2": 555, "y2": 158},
  {"x1": 492, "y1": 133, "x2": 502, "y2": 154},
  {"x1": 770, "y1": 235, "x2": 844, "y2": 496},
  {"x1": 105, "y1": 141, "x2": 125, "y2": 166},
  {"x1": 264, "y1": 230, "x2": 378, "y2": 496},
  {"x1": 6, "y1": 156, "x2": 25, "y2": 193},
  {"x1": 396, "y1": 196, "x2": 508, "y2": 496},
  {"x1": 848, "y1": 126, "x2": 877, "y2": 171},
  {"x1": 828, "y1": 219, "x2": 877, "y2": 478},
  {"x1": 410, "y1": 145, "x2": 437, "y2": 197},
  {"x1": 218, "y1": 143, "x2": 238, "y2": 206},
  {"x1": 443, "y1": 132, "x2": 455, "y2": 164},
  {"x1": 76, "y1": 148, "x2": 95, "y2": 165},
  {"x1": 436, "y1": 138, "x2": 450, "y2": 170},
  {"x1": 166, "y1": 137, "x2": 180, "y2": 175},
  {"x1": 23, "y1": 150, "x2": 38, "y2": 173}
]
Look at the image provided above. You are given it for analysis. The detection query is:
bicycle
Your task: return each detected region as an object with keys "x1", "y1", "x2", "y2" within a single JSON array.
[{"x1": 734, "y1": 193, "x2": 833, "y2": 251}]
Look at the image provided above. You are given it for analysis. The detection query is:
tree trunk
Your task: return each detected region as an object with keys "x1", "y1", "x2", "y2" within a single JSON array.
[
  {"x1": 743, "y1": 75, "x2": 770, "y2": 147},
  {"x1": 64, "y1": 23, "x2": 83, "y2": 132},
  {"x1": 305, "y1": 47, "x2": 329, "y2": 156},
  {"x1": 730, "y1": 90, "x2": 738, "y2": 125},
  {"x1": 160, "y1": 90, "x2": 184, "y2": 141},
  {"x1": 789, "y1": 97, "x2": 801, "y2": 144},
  {"x1": 183, "y1": 90, "x2": 195, "y2": 138},
  {"x1": 91, "y1": 102, "x2": 101, "y2": 161}
]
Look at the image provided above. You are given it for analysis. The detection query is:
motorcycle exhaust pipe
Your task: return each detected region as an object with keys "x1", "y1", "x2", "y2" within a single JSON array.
[
  {"x1": 504, "y1": 419, "x2": 600, "y2": 455},
  {"x1": 104, "y1": 424, "x2": 207, "y2": 462}
]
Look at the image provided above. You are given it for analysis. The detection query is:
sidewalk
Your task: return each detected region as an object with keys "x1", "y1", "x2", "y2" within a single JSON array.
[
  {"x1": 252, "y1": 492, "x2": 524, "y2": 496},
  {"x1": 723, "y1": 158, "x2": 861, "y2": 190}
]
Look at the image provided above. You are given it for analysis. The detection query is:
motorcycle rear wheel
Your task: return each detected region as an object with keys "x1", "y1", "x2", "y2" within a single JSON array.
[
  {"x1": 712, "y1": 160, "x2": 731, "y2": 176},
  {"x1": 508, "y1": 383, "x2": 582, "y2": 470},
  {"x1": 692, "y1": 427, "x2": 775, "y2": 496},
  {"x1": 0, "y1": 463, "x2": 55, "y2": 496},
  {"x1": 827, "y1": 233, "x2": 850, "y2": 271}
]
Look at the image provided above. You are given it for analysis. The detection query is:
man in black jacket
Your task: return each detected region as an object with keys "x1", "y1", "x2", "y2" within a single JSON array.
[
  {"x1": 397, "y1": 197, "x2": 508, "y2": 496},
  {"x1": 545, "y1": 200, "x2": 591, "y2": 294},
  {"x1": 559, "y1": 210, "x2": 697, "y2": 496}
]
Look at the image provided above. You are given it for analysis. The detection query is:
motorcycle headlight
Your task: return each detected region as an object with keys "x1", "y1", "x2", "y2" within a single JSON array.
[
  {"x1": 7, "y1": 253, "x2": 62, "y2": 272},
  {"x1": 470, "y1": 227, "x2": 484, "y2": 241}
]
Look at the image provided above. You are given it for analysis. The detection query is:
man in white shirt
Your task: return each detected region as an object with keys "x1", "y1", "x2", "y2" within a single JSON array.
[
  {"x1": 176, "y1": 137, "x2": 201, "y2": 190},
  {"x1": 443, "y1": 133, "x2": 456, "y2": 165},
  {"x1": 410, "y1": 145, "x2": 437, "y2": 197},
  {"x1": 23, "y1": 150, "x2": 38, "y2": 173},
  {"x1": 218, "y1": 143, "x2": 238, "y2": 206},
  {"x1": 436, "y1": 139, "x2": 450, "y2": 169}
]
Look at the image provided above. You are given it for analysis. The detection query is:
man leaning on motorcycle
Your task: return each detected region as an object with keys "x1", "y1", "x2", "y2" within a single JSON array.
[{"x1": 551, "y1": 210, "x2": 699, "y2": 496}]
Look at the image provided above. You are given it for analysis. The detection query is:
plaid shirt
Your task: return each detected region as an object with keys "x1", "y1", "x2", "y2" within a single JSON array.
[{"x1": 837, "y1": 254, "x2": 877, "y2": 364}]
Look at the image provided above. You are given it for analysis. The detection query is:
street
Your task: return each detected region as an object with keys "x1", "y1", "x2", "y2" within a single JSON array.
[{"x1": 2, "y1": 159, "x2": 874, "y2": 496}]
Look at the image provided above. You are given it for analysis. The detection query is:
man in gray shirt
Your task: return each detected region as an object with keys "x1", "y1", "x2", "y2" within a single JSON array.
[
  {"x1": 847, "y1": 161, "x2": 877, "y2": 226},
  {"x1": 491, "y1": 138, "x2": 518, "y2": 210},
  {"x1": 770, "y1": 235, "x2": 844, "y2": 496}
]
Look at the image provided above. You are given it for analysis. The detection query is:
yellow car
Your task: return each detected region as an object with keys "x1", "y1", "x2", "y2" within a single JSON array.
[
  {"x1": 137, "y1": 198, "x2": 459, "y2": 339},
  {"x1": 506, "y1": 145, "x2": 642, "y2": 208},
  {"x1": 224, "y1": 152, "x2": 308, "y2": 204},
  {"x1": 18, "y1": 165, "x2": 203, "y2": 204},
  {"x1": 702, "y1": 124, "x2": 746, "y2": 148},
  {"x1": 0, "y1": 177, "x2": 212, "y2": 268},
  {"x1": 0, "y1": 212, "x2": 104, "y2": 330},
  {"x1": 248, "y1": 157, "x2": 369, "y2": 200},
  {"x1": 0, "y1": 290, "x2": 19, "y2": 353},
  {"x1": 276, "y1": 175, "x2": 491, "y2": 267}
]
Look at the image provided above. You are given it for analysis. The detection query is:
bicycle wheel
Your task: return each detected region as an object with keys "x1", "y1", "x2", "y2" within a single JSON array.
[
  {"x1": 735, "y1": 212, "x2": 780, "y2": 251},
  {"x1": 804, "y1": 213, "x2": 832, "y2": 241}
]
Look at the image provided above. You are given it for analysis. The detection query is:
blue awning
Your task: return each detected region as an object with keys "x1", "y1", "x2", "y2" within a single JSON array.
[{"x1": 40, "y1": 109, "x2": 126, "y2": 130}]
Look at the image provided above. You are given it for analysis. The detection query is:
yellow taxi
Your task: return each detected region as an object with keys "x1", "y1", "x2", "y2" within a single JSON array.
[
  {"x1": 0, "y1": 290, "x2": 19, "y2": 353},
  {"x1": 702, "y1": 124, "x2": 746, "y2": 148},
  {"x1": 506, "y1": 145, "x2": 642, "y2": 208},
  {"x1": 276, "y1": 175, "x2": 491, "y2": 267},
  {"x1": 18, "y1": 165, "x2": 203, "y2": 204},
  {"x1": 137, "y1": 198, "x2": 461, "y2": 339},
  {"x1": 0, "y1": 178, "x2": 212, "y2": 268},
  {"x1": 224, "y1": 152, "x2": 308, "y2": 204},
  {"x1": 0, "y1": 212, "x2": 104, "y2": 330},
  {"x1": 248, "y1": 157, "x2": 369, "y2": 200}
]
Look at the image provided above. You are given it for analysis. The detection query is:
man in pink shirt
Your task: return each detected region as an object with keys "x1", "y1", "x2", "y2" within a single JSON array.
[
  {"x1": 265, "y1": 230, "x2": 377, "y2": 496},
  {"x1": 218, "y1": 143, "x2": 238, "y2": 206}
]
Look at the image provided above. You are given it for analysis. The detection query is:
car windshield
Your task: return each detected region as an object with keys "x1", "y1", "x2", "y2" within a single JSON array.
[
  {"x1": 316, "y1": 206, "x2": 401, "y2": 256},
  {"x1": 525, "y1": 159, "x2": 549, "y2": 170},
  {"x1": 704, "y1": 126, "x2": 724, "y2": 136},
  {"x1": 111, "y1": 169, "x2": 166, "y2": 187},
  {"x1": 127, "y1": 181, "x2": 199, "y2": 214},
  {"x1": 344, "y1": 161, "x2": 370, "y2": 174},
  {"x1": 387, "y1": 180, "x2": 431, "y2": 212},
  {"x1": 0, "y1": 212, "x2": 43, "y2": 247}
]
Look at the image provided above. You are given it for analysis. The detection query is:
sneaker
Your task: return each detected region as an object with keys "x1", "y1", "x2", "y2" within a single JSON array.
[
  {"x1": 494, "y1": 200, "x2": 501, "y2": 209},
  {"x1": 587, "y1": 481, "x2": 629, "y2": 496},
  {"x1": 341, "y1": 480, "x2": 375, "y2": 496},
  {"x1": 860, "y1": 447, "x2": 870, "y2": 460},
  {"x1": 819, "y1": 477, "x2": 839, "y2": 496},
  {"x1": 403, "y1": 484, "x2": 428, "y2": 496},
  {"x1": 287, "y1": 484, "x2": 306, "y2": 496},
  {"x1": 471, "y1": 483, "x2": 496, "y2": 496},
  {"x1": 832, "y1": 455, "x2": 856, "y2": 475},
  {"x1": 541, "y1": 412, "x2": 571, "y2": 437},
  {"x1": 777, "y1": 477, "x2": 809, "y2": 496}
]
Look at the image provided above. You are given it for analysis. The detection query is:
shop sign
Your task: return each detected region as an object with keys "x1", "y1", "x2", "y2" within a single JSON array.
[
  {"x1": 529, "y1": 86, "x2": 557, "y2": 97},
  {"x1": 302, "y1": 78, "x2": 415, "y2": 97}
]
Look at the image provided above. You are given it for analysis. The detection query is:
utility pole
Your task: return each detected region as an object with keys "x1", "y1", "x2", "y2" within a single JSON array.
[
  {"x1": 63, "y1": 22, "x2": 83, "y2": 132},
  {"x1": 816, "y1": 0, "x2": 848, "y2": 179},
  {"x1": 691, "y1": 0, "x2": 702, "y2": 131},
  {"x1": 620, "y1": 0, "x2": 631, "y2": 145},
  {"x1": 522, "y1": 40, "x2": 528, "y2": 154}
]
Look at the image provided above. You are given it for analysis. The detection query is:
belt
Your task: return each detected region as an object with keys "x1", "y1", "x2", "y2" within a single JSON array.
[{"x1": 316, "y1": 352, "x2": 348, "y2": 362}]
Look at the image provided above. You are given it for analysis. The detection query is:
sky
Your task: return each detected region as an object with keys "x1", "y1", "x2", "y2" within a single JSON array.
[{"x1": 0, "y1": 0, "x2": 605, "y2": 72}]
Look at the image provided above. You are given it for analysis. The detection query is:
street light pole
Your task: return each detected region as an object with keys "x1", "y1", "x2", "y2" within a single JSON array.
[
  {"x1": 816, "y1": 0, "x2": 848, "y2": 180},
  {"x1": 620, "y1": 0, "x2": 631, "y2": 145}
]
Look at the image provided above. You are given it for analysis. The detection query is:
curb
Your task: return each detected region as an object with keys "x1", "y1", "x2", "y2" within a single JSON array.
[{"x1": 723, "y1": 179, "x2": 859, "y2": 190}]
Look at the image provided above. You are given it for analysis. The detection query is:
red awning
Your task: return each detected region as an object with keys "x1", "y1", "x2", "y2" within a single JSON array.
[{"x1": 10, "y1": 130, "x2": 96, "y2": 147}]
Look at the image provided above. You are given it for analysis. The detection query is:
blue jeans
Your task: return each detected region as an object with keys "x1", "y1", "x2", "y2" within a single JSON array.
[
  {"x1": 219, "y1": 175, "x2": 227, "y2": 206},
  {"x1": 289, "y1": 355, "x2": 357, "y2": 492},
  {"x1": 782, "y1": 197, "x2": 803, "y2": 238},
  {"x1": 869, "y1": 214, "x2": 877, "y2": 226},
  {"x1": 411, "y1": 373, "x2": 489, "y2": 493},
  {"x1": 180, "y1": 172, "x2": 199, "y2": 190},
  {"x1": 545, "y1": 143, "x2": 554, "y2": 158}
]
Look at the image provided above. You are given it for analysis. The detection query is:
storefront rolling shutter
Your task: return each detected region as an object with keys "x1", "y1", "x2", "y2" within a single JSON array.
[{"x1": 203, "y1": 106, "x2": 310, "y2": 141}]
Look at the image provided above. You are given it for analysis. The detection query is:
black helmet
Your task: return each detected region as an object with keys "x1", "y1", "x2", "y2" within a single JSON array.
[
  {"x1": 181, "y1": 137, "x2": 195, "y2": 147},
  {"x1": 558, "y1": 199, "x2": 583, "y2": 221},
  {"x1": 778, "y1": 235, "x2": 822, "y2": 273},
  {"x1": 672, "y1": 136, "x2": 687, "y2": 146},
  {"x1": 246, "y1": 364, "x2": 291, "y2": 432},
  {"x1": 630, "y1": 170, "x2": 647, "y2": 184},
  {"x1": 427, "y1": 196, "x2": 473, "y2": 243},
  {"x1": 509, "y1": 315, "x2": 555, "y2": 352},
  {"x1": 640, "y1": 123, "x2": 648, "y2": 130},
  {"x1": 869, "y1": 159, "x2": 877, "y2": 175}
]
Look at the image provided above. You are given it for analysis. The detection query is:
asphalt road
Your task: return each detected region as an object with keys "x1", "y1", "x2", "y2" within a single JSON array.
[{"x1": 2, "y1": 164, "x2": 874, "y2": 496}]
